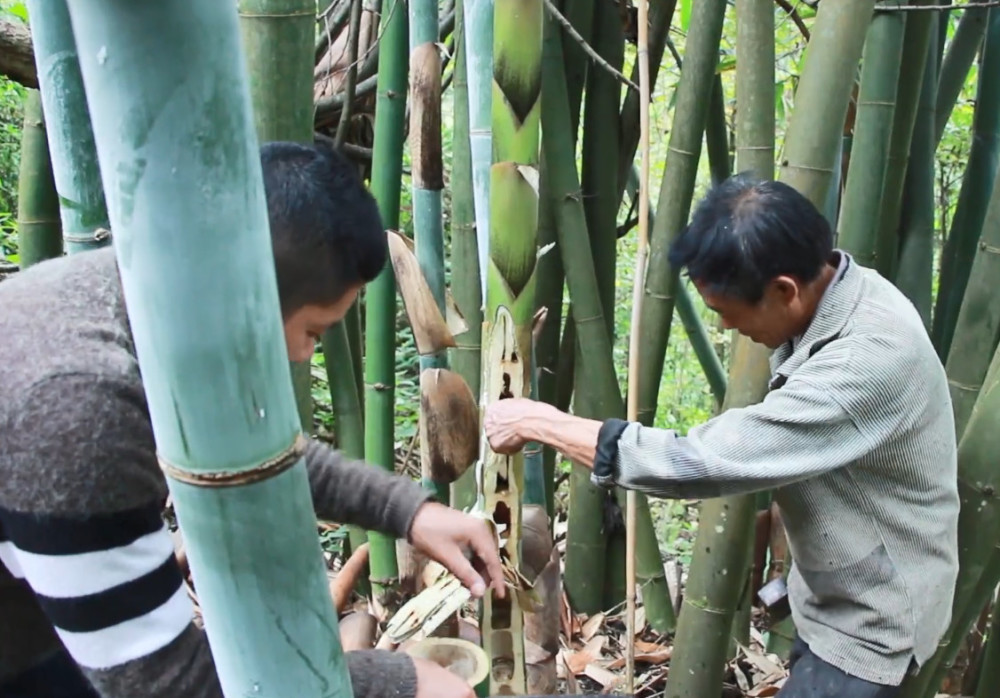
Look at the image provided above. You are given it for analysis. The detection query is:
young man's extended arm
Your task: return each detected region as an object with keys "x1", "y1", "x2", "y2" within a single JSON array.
[{"x1": 0, "y1": 372, "x2": 419, "y2": 698}]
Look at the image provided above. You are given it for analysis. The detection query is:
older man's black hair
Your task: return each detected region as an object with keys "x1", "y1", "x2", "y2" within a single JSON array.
[
  {"x1": 261, "y1": 141, "x2": 387, "y2": 315},
  {"x1": 668, "y1": 173, "x2": 834, "y2": 303}
]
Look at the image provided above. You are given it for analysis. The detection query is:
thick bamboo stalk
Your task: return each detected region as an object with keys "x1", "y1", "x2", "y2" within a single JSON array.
[
  {"x1": 664, "y1": 1, "x2": 775, "y2": 690},
  {"x1": 932, "y1": 7, "x2": 1000, "y2": 360},
  {"x1": 635, "y1": 0, "x2": 727, "y2": 429},
  {"x1": 239, "y1": 0, "x2": 317, "y2": 434},
  {"x1": 479, "y1": 0, "x2": 545, "y2": 690},
  {"x1": 935, "y1": 0, "x2": 991, "y2": 145},
  {"x1": 899, "y1": 345, "x2": 1000, "y2": 698},
  {"x1": 24, "y1": 0, "x2": 110, "y2": 255},
  {"x1": 365, "y1": 0, "x2": 408, "y2": 607},
  {"x1": 559, "y1": 0, "x2": 597, "y2": 135},
  {"x1": 16, "y1": 89, "x2": 62, "y2": 268},
  {"x1": 540, "y1": 12, "x2": 675, "y2": 633},
  {"x1": 779, "y1": 1, "x2": 876, "y2": 202},
  {"x1": 706, "y1": 75, "x2": 731, "y2": 187},
  {"x1": 838, "y1": 2, "x2": 906, "y2": 269},
  {"x1": 579, "y1": 0, "x2": 626, "y2": 610},
  {"x1": 896, "y1": 15, "x2": 939, "y2": 326},
  {"x1": 943, "y1": 135, "x2": 1000, "y2": 436},
  {"x1": 874, "y1": 1, "x2": 935, "y2": 280},
  {"x1": 63, "y1": 0, "x2": 352, "y2": 693},
  {"x1": 450, "y1": 0, "x2": 484, "y2": 512}
]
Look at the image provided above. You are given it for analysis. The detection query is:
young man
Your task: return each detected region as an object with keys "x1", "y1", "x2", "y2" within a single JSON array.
[
  {"x1": 484, "y1": 175, "x2": 960, "y2": 698},
  {"x1": 0, "y1": 142, "x2": 501, "y2": 698}
]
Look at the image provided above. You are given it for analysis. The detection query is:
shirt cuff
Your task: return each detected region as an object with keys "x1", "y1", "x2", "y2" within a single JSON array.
[{"x1": 591, "y1": 418, "x2": 631, "y2": 489}]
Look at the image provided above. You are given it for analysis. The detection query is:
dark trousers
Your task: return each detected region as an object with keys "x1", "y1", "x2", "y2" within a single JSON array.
[
  {"x1": 777, "y1": 637, "x2": 901, "y2": 698},
  {"x1": 0, "y1": 648, "x2": 99, "y2": 698}
]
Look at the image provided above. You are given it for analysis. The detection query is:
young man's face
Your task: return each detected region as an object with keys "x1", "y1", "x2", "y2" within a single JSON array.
[
  {"x1": 695, "y1": 277, "x2": 805, "y2": 350},
  {"x1": 282, "y1": 285, "x2": 362, "y2": 363}
]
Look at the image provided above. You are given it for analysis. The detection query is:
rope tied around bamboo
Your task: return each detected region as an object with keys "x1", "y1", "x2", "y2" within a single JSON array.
[{"x1": 157, "y1": 433, "x2": 309, "y2": 487}]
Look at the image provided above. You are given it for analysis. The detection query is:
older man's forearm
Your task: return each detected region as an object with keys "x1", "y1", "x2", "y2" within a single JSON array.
[{"x1": 522, "y1": 403, "x2": 603, "y2": 468}]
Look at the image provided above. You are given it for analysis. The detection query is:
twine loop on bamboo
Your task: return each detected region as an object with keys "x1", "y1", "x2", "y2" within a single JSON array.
[
  {"x1": 158, "y1": 433, "x2": 309, "y2": 487},
  {"x1": 64, "y1": 227, "x2": 111, "y2": 244}
]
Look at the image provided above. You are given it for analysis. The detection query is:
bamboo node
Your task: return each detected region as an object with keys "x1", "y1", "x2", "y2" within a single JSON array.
[
  {"x1": 64, "y1": 227, "x2": 111, "y2": 244},
  {"x1": 157, "y1": 433, "x2": 308, "y2": 488},
  {"x1": 947, "y1": 379, "x2": 980, "y2": 393},
  {"x1": 979, "y1": 241, "x2": 1000, "y2": 255}
]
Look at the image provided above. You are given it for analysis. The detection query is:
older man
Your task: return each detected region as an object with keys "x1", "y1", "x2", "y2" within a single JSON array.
[{"x1": 484, "y1": 174, "x2": 959, "y2": 698}]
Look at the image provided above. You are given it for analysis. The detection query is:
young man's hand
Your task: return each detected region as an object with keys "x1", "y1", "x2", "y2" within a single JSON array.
[
  {"x1": 408, "y1": 502, "x2": 505, "y2": 599},
  {"x1": 412, "y1": 657, "x2": 475, "y2": 698}
]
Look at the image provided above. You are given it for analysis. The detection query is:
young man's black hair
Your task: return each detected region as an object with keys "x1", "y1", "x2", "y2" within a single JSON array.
[
  {"x1": 668, "y1": 173, "x2": 834, "y2": 303},
  {"x1": 262, "y1": 141, "x2": 387, "y2": 316}
]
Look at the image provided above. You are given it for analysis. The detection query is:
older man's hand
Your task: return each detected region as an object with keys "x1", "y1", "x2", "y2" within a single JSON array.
[
  {"x1": 483, "y1": 397, "x2": 539, "y2": 454},
  {"x1": 407, "y1": 502, "x2": 505, "y2": 599}
]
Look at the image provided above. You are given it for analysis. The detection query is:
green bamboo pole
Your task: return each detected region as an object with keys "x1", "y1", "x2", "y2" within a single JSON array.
[
  {"x1": 409, "y1": 0, "x2": 450, "y2": 504},
  {"x1": 896, "y1": 14, "x2": 939, "y2": 326},
  {"x1": 778, "y1": 1, "x2": 876, "y2": 204},
  {"x1": 25, "y1": 0, "x2": 110, "y2": 255},
  {"x1": 479, "y1": 0, "x2": 545, "y2": 690},
  {"x1": 463, "y1": 0, "x2": 494, "y2": 294},
  {"x1": 559, "y1": 0, "x2": 597, "y2": 135},
  {"x1": 874, "y1": 2, "x2": 936, "y2": 281},
  {"x1": 64, "y1": 0, "x2": 352, "y2": 694},
  {"x1": 935, "y1": 0, "x2": 991, "y2": 145},
  {"x1": 450, "y1": 0, "x2": 484, "y2": 512},
  {"x1": 541, "y1": 12, "x2": 675, "y2": 632},
  {"x1": 944, "y1": 143, "x2": 1000, "y2": 436},
  {"x1": 239, "y1": 0, "x2": 317, "y2": 433},
  {"x1": 899, "y1": 344, "x2": 1000, "y2": 697},
  {"x1": 579, "y1": 0, "x2": 627, "y2": 609},
  {"x1": 932, "y1": 7, "x2": 1000, "y2": 360},
  {"x1": 635, "y1": 0, "x2": 727, "y2": 429},
  {"x1": 974, "y1": 599, "x2": 1000, "y2": 697},
  {"x1": 838, "y1": 1, "x2": 906, "y2": 269},
  {"x1": 323, "y1": 321, "x2": 370, "y2": 564},
  {"x1": 664, "y1": 1, "x2": 775, "y2": 690},
  {"x1": 706, "y1": 75, "x2": 731, "y2": 187},
  {"x1": 616, "y1": 0, "x2": 678, "y2": 202},
  {"x1": 16, "y1": 89, "x2": 62, "y2": 268},
  {"x1": 365, "y1": 0, "x2": 408, "y2": 606}
]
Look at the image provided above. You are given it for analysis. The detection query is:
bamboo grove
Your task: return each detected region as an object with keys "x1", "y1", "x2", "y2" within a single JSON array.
[{"x1": 5, "y1": 0, "x2": 1000, "y2": 695}]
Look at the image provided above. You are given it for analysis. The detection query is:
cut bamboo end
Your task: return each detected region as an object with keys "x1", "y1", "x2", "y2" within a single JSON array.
[{"x1": 402, "y1": 637, "x2": 490, "y2": 692}]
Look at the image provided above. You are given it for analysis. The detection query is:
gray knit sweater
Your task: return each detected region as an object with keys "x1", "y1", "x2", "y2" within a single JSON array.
[
  {"x1": 597, "y1": 253, "x2": 960, "y2": 685},
  {"x1": 0, "y1": 248, "x2": 431, "y2": 697}
]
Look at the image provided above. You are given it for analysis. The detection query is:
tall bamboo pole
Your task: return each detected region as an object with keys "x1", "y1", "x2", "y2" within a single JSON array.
[
  {"x1": 450, "y1": 0, "x2": 484, "y2": 512},
  {"x1": 974, "y1": 600, "x2": 1000, "y2": 698},
  {"x1": 464, "y1": 0, "x2": 494, "y2": 297},
  {"x1": 932, "y1": 7, "x2": 1000, "y2": 359},
  {"x1": 239, "y1": 0, "x2": 318, "y2": 434},
  {"x1": 540, "y1": 11, "x2": 675, "y2": 633},
  {"x1": 838, "y1": 1, "x2": 905, "y2": 269},
  {"x1": 874, "y1": 1, "x2": 935, "y2": 281},
  {"x1": 365, "y1": 0, "x2": 409, "y2": 607},
  {"x1": 663, "y1": 2, "x2": 775, "y2": 694},
  {"x1": 478, "y1": 0, "x2": 545, "y2": 691},
  {"x1": 624, "y1": 0, "x2": 652, "y2": 686},
  {"x1": 635, "y1": 0, "x2": 727, "y2": 429},
  {"x1": 64, "y1": 0, "x2": 352, "y2": 693},
  {"x1": 896, "y1": 13, "x2": 940, "y2": 325},
  {"x1": 25, "y1": 0, "x2": 110, "y2": 255},
  {"x1": 16, "y1": 89, "x2": 62, "y2": 268},
  {"x1": 935, "y1": 0, "x2": 991, "y2": 145}
]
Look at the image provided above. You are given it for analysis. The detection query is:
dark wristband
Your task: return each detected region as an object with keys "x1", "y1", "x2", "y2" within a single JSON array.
[{"x1": 591, "y1": 418, "x2": 630, "y2": 488}]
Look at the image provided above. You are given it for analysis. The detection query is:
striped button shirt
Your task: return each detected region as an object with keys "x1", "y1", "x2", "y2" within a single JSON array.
[{"x1": 602, "y1": 253, "x2": 960, "y2": 684}]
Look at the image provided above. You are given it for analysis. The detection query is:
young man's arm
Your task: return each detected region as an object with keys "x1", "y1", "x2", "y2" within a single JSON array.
[{"x1": 0, "y1": 373, "x2": 419, "y2": 698}]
